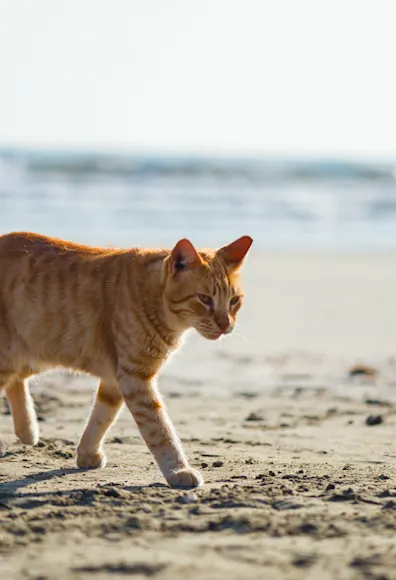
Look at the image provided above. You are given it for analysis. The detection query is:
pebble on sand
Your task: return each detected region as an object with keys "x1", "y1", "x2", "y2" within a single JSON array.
[{"x1": 365, "y1": 414, "x2": 383, "y2": 426}]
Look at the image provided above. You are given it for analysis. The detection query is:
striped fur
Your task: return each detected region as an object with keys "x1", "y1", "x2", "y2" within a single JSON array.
[{"x1": 0, "y1": 232, "x2": 252, "y2": 488}]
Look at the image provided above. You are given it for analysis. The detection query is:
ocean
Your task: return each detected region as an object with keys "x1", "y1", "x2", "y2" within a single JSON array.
[{"x1": 1, "y1": 149, "x2": 395, "y2": 251}]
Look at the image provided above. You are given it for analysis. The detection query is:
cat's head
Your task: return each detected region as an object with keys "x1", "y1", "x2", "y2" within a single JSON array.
[{"x1": 163, "y1": 236, "x2": 253, "y2": 339}]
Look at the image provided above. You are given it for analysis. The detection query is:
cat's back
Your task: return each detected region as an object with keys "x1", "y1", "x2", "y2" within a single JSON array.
[
  {"x1": 0, "y1": 231, "x2": 105, "y2": 261},
  {"x1": 0, "y1": 232, "x2": 116, "y2": 310},
  {"x1": 0, "y1": 231, "x2": 115, "y2": 281},
  {"x1": 0, "y1": 233, "x2": 121, "y2": 368}
]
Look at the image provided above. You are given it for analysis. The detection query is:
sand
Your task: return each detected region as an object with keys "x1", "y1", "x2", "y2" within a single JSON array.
[{"x1": 1, "y1": 251, "x2": 396, "y2": 580}]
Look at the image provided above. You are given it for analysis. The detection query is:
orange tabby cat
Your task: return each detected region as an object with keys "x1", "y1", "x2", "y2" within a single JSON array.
[{"x1": 0, "y1": 232, "x2": 252, "y2": 488}]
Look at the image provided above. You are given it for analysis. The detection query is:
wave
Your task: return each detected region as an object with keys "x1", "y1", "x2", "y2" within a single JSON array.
[{"x1": 1, "y1": 148, "x2": 395, "y2": 183}]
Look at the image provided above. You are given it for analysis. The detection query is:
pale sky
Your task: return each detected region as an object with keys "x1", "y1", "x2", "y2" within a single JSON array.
[{"x1": 1, "y1": 0, "x2": 395, "y2": 159}]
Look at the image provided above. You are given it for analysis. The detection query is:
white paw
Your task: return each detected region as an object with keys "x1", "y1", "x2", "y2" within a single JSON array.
[
  {"x1": 0, "y1": 440, "x2": 6, "y2": 457},
  {"x1": 166, "y1": 467, "x2": 204, "y2": 488},
  {"x1": 77, "y1": 450, "x2": 107, "y2": 469}
]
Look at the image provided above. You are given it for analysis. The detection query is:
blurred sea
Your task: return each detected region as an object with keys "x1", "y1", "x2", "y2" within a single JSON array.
[{"x1": 1, "y1": 149, "x2": 396, "y2": 251}]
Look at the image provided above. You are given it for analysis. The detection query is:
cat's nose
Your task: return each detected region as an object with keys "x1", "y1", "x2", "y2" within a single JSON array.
[{"x1": 215, "y1": 313, "x2": 232, "y2": 334}]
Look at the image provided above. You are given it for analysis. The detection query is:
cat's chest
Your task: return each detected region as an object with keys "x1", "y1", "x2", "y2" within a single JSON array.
[{"x1": 112, "y1": 307, "x2": 178, "y2": 358}]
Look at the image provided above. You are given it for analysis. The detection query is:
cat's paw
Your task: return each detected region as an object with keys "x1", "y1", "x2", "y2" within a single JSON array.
[
  {"x1": 77, "y1": 450, "x2": 106, "y2": 469},
  {"x1": 166, "y1": 467, "x2": 204, "y2": 488},
  {"x1": 16, "y1": 424, "x2": 39, "y2": 446},
  {"x1": 0, "y1": 440, "x2": 6, "y2": 457}
]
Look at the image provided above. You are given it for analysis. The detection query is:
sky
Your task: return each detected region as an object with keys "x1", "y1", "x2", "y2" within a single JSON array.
[{"x1": 0, "y1": 0, "x2": 395, "y2": 159}]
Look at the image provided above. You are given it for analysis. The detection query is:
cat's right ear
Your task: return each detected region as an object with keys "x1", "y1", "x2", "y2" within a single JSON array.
[{"x1": 169, "y1": 238, "x2": 202, "y2": 275}]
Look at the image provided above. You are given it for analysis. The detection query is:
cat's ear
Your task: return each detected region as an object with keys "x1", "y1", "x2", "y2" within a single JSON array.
[
  {"x1": 169, "y1": 238, "x2": 202, "y2": 274},
  {"x1": 217, "y1": 236, "x2": 253, "y2": 269}
]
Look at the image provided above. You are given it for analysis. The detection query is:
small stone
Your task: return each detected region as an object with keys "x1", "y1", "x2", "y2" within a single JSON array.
[
  {"x1": 365, "y1": 398, "x2": 391, "y2": 407},
  {"x1": 201, "y1": 462, "x2": 209, "y2": 468},
  {"x1": 245, "y1": 412, "x2": 264, "y2": 422},
  {"x1": 212, "y1": 461, "x2": 224, "y2": 468},
  {"x1": 366, "y1": 414, "x2": 383, "y2": 426},
  {"x1": 348, "y1": 364, "x2": 378, "y2": 378}
]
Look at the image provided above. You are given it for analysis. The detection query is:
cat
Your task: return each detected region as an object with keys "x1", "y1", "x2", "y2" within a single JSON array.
[{"x1": 0, "y1": 232, "x2": 252, "y2": 488}]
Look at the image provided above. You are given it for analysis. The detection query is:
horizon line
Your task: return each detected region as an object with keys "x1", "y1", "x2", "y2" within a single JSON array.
[{"x1": 0, "y1": 144, "x2": 395, "y2": 166}]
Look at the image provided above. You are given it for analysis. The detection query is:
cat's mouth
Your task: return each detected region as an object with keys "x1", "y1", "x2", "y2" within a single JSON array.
[{"x1": 196, "y1": 327, "x2": 225, "y2": 340}]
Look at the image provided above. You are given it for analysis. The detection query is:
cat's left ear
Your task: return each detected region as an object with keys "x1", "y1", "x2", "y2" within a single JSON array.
[
  {"x1": 217, "y1": 235, "x2": 253, "y2": 269},
  {"x1": 169, "y1": 238, "x2": 202, "y2": 274}
]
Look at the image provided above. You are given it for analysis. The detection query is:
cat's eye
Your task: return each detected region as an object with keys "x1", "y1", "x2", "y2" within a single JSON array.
[
  {"x1": 197, "y1": 294, "x2": 214, "y2": 308},
  {"x1": 230, "y1": 296, "x2": 241, "y2": 307}
]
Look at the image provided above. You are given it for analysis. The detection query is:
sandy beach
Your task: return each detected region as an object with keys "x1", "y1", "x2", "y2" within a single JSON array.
[{"x1": 1, "y1": 251, "x2": 396, "y2": 580}]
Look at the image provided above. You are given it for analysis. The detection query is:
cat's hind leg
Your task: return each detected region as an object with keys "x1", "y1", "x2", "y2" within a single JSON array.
[
  {"x1": 5, "y1": 376, "x2": 39, "y2": 445},
  {"x1": 77, "y1": 381, "x2": 124, "y2": 469}
]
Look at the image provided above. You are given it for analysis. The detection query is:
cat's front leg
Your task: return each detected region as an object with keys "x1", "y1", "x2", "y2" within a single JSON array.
[{"x1": 118, "y1": 370, "x2": 203, "y2": 488}]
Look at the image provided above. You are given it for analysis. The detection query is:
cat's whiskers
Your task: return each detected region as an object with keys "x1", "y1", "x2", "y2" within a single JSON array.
[{"x1": 233, "y1": 323, "x2": 247, "y2": 341}]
